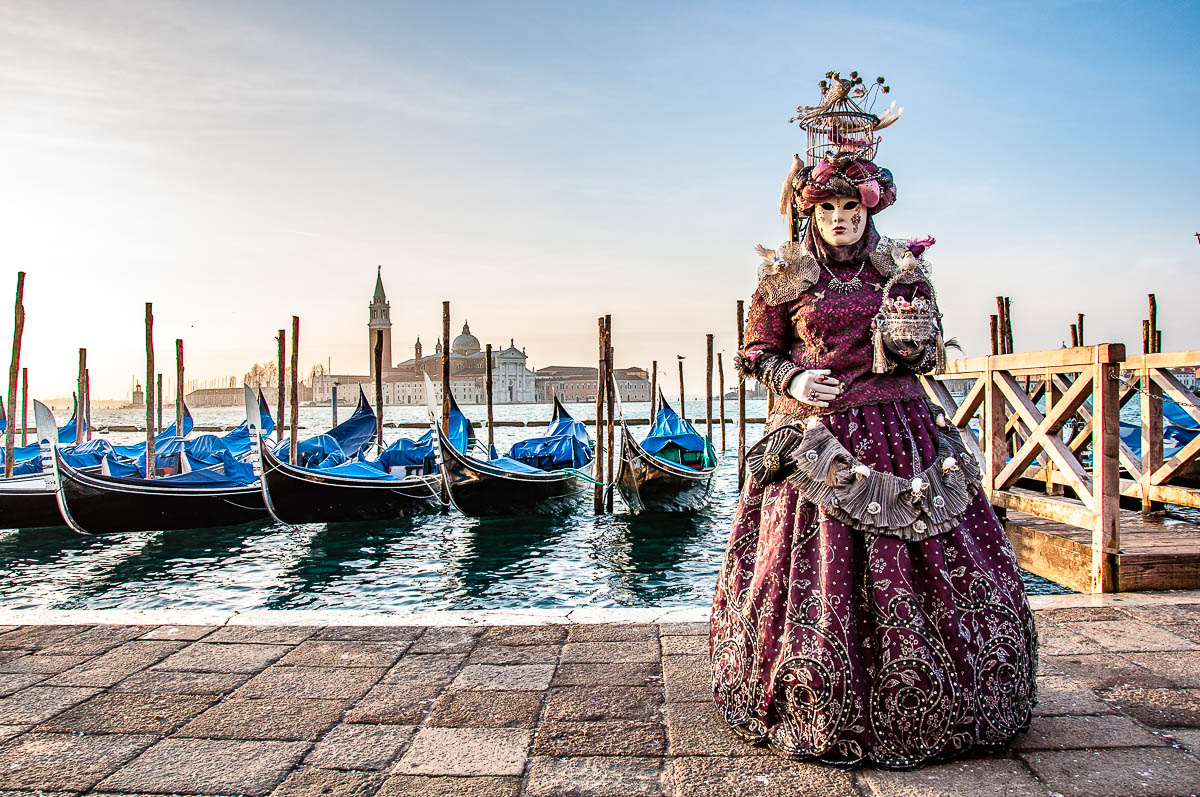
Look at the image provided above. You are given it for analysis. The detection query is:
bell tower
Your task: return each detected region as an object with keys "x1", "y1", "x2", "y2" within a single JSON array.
[{"x1": 368, "y1": 266, "x2": 393, "y2": 378}]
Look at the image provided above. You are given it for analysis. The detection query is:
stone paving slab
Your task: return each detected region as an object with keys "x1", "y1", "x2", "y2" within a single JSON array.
[
  {"x1": 856, "y1": 756, "x2": 1049, "y2": 796},
  {"x1": 0, "y1": 594, "x2": 1195, "y2": 795},
  {"x1": 97, "y1": 737, "x2": 310, "y2": 795}
]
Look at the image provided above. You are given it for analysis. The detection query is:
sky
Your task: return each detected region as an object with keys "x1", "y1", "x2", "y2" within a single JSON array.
[{"x1": 0, "y1": 0, "x2": 1197, "y2": 401}]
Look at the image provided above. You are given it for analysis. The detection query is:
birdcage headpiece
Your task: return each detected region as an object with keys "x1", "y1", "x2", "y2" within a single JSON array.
[
  {"x1": 778, "y1": 72, "x2": 903, "y2": 226},
  {"x1": 790, "y1": 71, "x2": 902, "y2": 164}
]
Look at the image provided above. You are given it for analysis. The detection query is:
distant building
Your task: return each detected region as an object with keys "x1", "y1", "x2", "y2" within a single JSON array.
[
  {"x1": 310, "y1": 269, "x2": 538, "y2": 405},
  {"x1": 1169, "y1": 367, "x2": 1197, "y2": 390},
  {"x1": 187, "y1": 383, "x2": 310, "y2": 408},
  {"x1": 535, "y1": 366, "x2": 651, "y2": 403},
  {"x1": 723, "y1": 380, "x2": 768, "y2": 401}
]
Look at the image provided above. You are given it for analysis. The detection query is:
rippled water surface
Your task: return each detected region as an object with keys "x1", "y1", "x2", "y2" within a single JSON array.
[{"x1": 0, "y1": 399, "x2": 1071, "y2": 610}]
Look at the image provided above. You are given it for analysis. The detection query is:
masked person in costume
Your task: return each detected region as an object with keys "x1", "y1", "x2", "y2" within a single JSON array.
[{"x1": 710, "y1": 73, "x2": 1037, "y2": 769}]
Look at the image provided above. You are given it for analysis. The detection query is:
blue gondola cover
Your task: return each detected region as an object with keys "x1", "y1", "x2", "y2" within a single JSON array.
[
  {"x1": 324, "y1": 389, "x2": 377, "y2": 460},
  {"x1": 507, "y1": 434, "x2": 591, "y2": 471}
]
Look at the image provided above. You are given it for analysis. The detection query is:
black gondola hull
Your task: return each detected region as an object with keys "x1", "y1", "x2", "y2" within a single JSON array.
[
  {"x1": 54, "y1": 450, "x2": 267, "y2": 534},
  {"x1": 0, "y1": 477, "x2": 65, "y2": 529},
  {"x1": 436, "y1": 426, "x2": 591, "y2": 517},
  {"x1": 616, "y1": 425, "x2": 715, "y2": 514},
  {"x1": 260, "y1": 443, "x2": 439, "y2": 524}
]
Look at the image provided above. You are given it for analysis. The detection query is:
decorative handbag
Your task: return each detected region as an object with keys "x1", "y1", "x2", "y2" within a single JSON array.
[
  {"x1": 870, "y1": 242, "x2": 945, "y2": 374},
  {"x1": 745, "y1": 424, "x2": 806, "y2": 487}
]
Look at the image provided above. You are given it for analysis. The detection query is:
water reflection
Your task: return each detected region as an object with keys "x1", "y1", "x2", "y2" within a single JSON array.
[
  {"x1": 266, "y1": 519, "x2": 424, "y2": 609},
  {"x1": 596, "y1": 513, "x2": 711, "y2": 605},
  {"x1": 0, "y1": 526, "x2": 149, "y2": 609},
  {"x1": 442, "y1": 515, "x2": 575, "y2": 608}
]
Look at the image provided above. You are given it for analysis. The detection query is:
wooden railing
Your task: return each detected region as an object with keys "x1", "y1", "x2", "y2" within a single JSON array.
[
  {"x1": 920, "y1": 346, "x2": 1124, "y2": 592},
  {"x1": 1118, "y1": 351, "x2": 1200, "y2": 511},
  {"x1": 921, "y1": 345, "x2": 1200, "y2": 592}
]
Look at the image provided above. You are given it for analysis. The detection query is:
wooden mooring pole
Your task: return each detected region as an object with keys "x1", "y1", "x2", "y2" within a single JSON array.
[
  {"x1": 289, "y1": 317, "x2": 299, "y2": 467},
  {"x1": 605, "y1": 316, "x2": 614, "y2": 513},
  {"x1": 84, "y1": 368, "x2": 91, "y2": 442},
  {"x1": 1004, "y1": 296, "x2": 1014, "y2": 354},
  {"x1": 1148, "y1": 294, "x2": 1160, "y2": 353},
  {"x1": 717, "y1": 352, "x2": 726, "y2": 451},
  {"x1": 1070, "y1": 324, "x2": 1079, "y2": 347},
  {"x1": 677, "y1": 358, "x2": 685, "y2": 421},
  {"x1": 276, "y1": 330, "x2": 286, "y2": 445},
  {"x1": 77, "y1": 350, "x2": 87, "y2": 442},
  {"x1": 737, "y1": 300, "x2": 746, "y2": 489},
  {"x1": 995, "y1": 297, "x2": 1008, "y2": 353},
  {"x1": 374, "y1": 331, "x2": 384, "y2": 452},
  {"x1": 990, "y1": 314, "x2": 999, "y2": 355},
  {"x1": 593, "y1": 316, "x2": 606, "y2": 515},
  {"x1": 156, "y1": 373, "x2": 163, "y2": 436},
  {"x1": 19, "y1": 367, "x2": 27, "y2": 446},
  {"x1": 175, "y1": 340, "x2": 184, "y2": 439},
  {"x1": 485, "y1": 343, "x2": 494, "y2": 456},
  {"x1": 705, "y1": 334, "x2": 714, "y2": 446},
  {"x1": 4, "y1": 272, "x2": 25, "y2": 479},
  {"x1": 441, "y1": 302, "x2": 451, "y2": 511},
  {"x1": 145, "y1": 303, "x2": 155, "y2": 479},
  {"x1": 649, "y1": 361, "x2": 657, "y2": 423},
  {"x1": 1077, "y1": 313, "x2": 1085, "y2": 346}
]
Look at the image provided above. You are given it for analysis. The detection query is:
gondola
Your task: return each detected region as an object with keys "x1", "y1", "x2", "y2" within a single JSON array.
[
  {"x1": 257, "y1": 385, "x2": 448, "y2": 525},
  {"x1": 0, "y1": 473, "x2": 63, "y2": 529},
  {"x1": 614, "y1": 388, "x2": 716, "y2": 514},
  {"x1": 428, "y1": 376, "x2": 594, "y2": 516},
  {"x1": 52, "y1": 446, "x2": 268, "y2": 534},
  {"x1": 0, "y1": 399, "x2": 86, "y2": 530},
  {"x1": 259, "y1": 443, "x2": 440, "y2": 524},
  {"x1": 44, "y1": 394, "x2": 268, "y2": 535}
]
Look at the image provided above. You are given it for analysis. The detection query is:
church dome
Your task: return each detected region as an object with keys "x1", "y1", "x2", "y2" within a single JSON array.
[{"x1": 452, "y1": 321, "x2": 481, "y2": 355}]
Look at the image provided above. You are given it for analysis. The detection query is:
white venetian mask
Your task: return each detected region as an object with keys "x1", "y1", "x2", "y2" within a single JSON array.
[{"x1": 813, "y1": 197, "x2": 867, "y2": 247}]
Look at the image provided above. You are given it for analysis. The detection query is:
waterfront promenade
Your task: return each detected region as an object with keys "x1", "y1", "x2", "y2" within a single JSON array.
[{"x1": 0, "y1": 592, "x2": 1198, "y2": 796}]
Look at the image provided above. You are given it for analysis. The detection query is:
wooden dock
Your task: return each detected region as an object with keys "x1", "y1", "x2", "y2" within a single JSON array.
[
  {"x1": 1007, "y1": 507, "x2": 1200, "y2": 593},
  {"x1": 921, "y1": 346, "x2": 1200, "y2": 594}
]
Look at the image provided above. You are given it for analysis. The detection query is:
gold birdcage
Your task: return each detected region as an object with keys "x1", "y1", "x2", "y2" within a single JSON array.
[{"x1": 789, "y1": 71, "x2": 902, "y2": 166}]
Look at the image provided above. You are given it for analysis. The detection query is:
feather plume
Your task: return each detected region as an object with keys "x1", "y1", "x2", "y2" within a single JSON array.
[{"x1": 778, "y1": 153, "x2": 803, "y2": 215}]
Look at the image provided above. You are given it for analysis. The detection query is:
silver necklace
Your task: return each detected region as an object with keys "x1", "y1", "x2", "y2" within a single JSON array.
[{"x1": 822, "y1": 261, "x2": 866, "y2": 293}]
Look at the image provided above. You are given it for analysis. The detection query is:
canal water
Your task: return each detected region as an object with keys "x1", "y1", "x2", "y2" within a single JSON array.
[{"x1": 0, "y1": 399, "x2": 1071, "y2": 611}]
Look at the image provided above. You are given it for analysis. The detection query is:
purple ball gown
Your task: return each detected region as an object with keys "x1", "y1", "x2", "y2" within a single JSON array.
[{"x1": 710, "y1": 237, "x2": 1037, "y2": 769}]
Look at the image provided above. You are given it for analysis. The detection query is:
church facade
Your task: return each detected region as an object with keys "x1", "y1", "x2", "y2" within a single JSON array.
[{"x1": 311, "y1": 269, "x2": 538, "y2": 406}]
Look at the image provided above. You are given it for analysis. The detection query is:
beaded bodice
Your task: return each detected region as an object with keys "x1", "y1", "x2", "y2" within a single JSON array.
[{"x1": 740, "y1": 257, "x2": 933, "y2": 417}]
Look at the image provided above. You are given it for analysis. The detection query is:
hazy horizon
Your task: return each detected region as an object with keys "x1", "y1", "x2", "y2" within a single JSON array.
[{"x1": 2, "y1": 0, "x2": 1197, "y2": 402}]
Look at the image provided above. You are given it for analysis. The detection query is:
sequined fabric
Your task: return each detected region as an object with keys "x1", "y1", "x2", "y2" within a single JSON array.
[
  {"x1": 710, "y1": 398, "x2": 1038, "y2": 768},
  {"x1": 739, "y1": 259, "x2": 932, "y2": 415}
]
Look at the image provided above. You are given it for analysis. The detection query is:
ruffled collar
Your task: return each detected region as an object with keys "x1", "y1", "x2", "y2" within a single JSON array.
[{"x1": 754, "y1": 230, "x2": 922, "y2": 307}]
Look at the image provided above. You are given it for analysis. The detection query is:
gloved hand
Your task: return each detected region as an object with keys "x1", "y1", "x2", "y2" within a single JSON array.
[{"x1": 786, "y1": 369, "x2": 842, "y2": 408}]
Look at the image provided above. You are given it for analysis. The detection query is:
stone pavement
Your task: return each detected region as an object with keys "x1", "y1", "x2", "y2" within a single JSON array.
[{"x1": 0, "y1": 595, "x2": 1198, "y2": 796}]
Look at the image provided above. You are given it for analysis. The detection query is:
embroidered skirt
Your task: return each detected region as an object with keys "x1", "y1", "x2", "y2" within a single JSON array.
[{"x1": 710, "y1": 397, "x2": 1037, "y2": 769}]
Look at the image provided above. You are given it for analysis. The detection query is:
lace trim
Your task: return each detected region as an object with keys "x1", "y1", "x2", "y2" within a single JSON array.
[
  {"x1": 754, "y1": 237, "x2": 928, "y2": 307},
  {"x1": 754, "y1": 242, "x2": 820, "y2": 306},
  {"x1": 785, "y1": 416, "x2": 982, "y2": 541}
]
